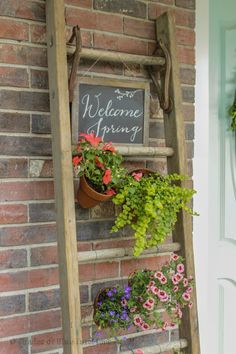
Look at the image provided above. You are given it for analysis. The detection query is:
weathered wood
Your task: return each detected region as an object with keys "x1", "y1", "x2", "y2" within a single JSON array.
[
  {"x1": 156, "y1": 12, "x2": 200, "y2": 354},
  {"x1": 78, "y1": 242, "x2": 181, "y2": 263},
  {"x1": 46, "y1": 1, "x2": 83, "y2": 354},
  {"x1": 109, "y1": 339, "x2": 187, "y2": 354},
  {"x1": 67, "y1": 45, "x2": 165, "y2": 66},
  {"x1": 72, "y1": 145, "x2": 174, "y2": 157}
]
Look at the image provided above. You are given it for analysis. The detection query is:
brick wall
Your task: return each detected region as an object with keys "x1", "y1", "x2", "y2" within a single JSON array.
[{"x1": 0, "y1": 0, "x2": 195, "y2": 353}]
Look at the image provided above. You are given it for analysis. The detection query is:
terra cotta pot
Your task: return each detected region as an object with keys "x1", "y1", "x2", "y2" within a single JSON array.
[{"x1": 77, "y1": 175, "x2": 112, "y2": 208}]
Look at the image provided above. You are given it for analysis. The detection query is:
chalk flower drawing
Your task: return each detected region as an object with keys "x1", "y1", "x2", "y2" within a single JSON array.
[{"x1": 114, "y1": 89, "x2": 142, "y2": 100}]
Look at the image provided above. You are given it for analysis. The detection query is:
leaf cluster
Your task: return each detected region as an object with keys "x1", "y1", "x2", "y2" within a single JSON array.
[
  {"x1": 229, "y1": 100, "x2": 236, "y2": 131},
  {"x1": 111, "y1": 172, "x2": 197, "y2": 256}
]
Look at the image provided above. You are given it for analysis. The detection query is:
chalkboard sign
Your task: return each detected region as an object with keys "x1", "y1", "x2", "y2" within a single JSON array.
[{"x1": 72, "y1": 77, "x2": 149, "y2": 145}]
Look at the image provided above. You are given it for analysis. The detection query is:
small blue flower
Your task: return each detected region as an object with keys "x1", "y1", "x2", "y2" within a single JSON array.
[
  {"x1": 107, "y1": 290, "x2": 113, "y2": 297},
  {"x1": 109, "y1": 311, "x2": 115, "y2": 316},
  {"x1": 112, "y1": 287, "x2": 117, "y2": 293},
  {"x1": 124, "y1": 286, "x2": 131, "y2": 293},
  {"x1": 97, "y1": 301, "x2": 102, "y2": 306}
]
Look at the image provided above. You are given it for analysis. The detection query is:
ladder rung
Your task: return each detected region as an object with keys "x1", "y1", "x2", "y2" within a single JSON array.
[
  {"x1": 78, "y1": 242, "x2": 180, "y2": 263},
  {"x1": 67, "y1": 45, "x2": 165, "y2": 66},
  {"x1": 120, "y1": 339, "x2": 188, "y2": 354},
  {"x1": 72, "y1": 145, "x2": 174, "y2": 158}
]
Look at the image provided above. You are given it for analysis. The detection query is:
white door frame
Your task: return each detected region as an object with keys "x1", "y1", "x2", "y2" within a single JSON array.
[{"x1": 194, "y1": 1, "x2": 210, "y2": 353}]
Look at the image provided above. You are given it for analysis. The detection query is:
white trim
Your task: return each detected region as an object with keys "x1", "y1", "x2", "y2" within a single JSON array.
[{"x1": 194, "y1": 1, "x2": 209, "y2": 353}]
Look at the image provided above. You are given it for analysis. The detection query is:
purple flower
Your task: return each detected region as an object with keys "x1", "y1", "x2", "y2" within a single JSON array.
[
  {"x1": 107, "y1": 290, "x2": 113, "y2": 297},
  {"x1": 97, "y1": 301, "x2": 102, "y2": 306},
  {"x1": 125, "y1": 286, "x2": 131, "y2": 293},
  {"x1": 109, "y1": 311, "x2": 115, "y2": 316},
  {"x1": 95, "y1": 332, "x2": 102, "y2": 337},
  {"x1": 112, "y1": 287, "x2": 117, "y2": 293}
]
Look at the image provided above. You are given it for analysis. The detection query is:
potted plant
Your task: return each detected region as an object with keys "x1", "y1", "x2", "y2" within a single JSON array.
[
  {"x1": 72, "y1": 133, "x2": 126, "y2": 208},
  {"x1": 111, "y1": 170, "x2": 197, "y2": 257},
  {"x1": 94, "y1": 253, "x2": 194, "y2": 335}
]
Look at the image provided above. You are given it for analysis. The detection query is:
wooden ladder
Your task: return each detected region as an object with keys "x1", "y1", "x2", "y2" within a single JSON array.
[{"x1": 46, "y1": 0, "x2": 200, "y2": 353}]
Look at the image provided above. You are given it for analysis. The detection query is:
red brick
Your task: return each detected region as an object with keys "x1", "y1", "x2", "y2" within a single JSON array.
[
  {"x1": 83, "y1": 342, "x2": 118, "y2": 354},
  {"x1": 0, "y1": 158, "x2": 28, "y2": 178},
  {"x1": 66, "y1": 8, "x2": 122, "y2": 34},
  {"x1": 0, "y1": 268, "x2": 59, "y2": 292},
  {"x1": 0, "y1": 90, "x2": 49, "y2": 112},
  {"x1": 93, "y1": 238, "x2": 134, "y2": 250},
  {"x1": 0, "y1": 18, "x2": 29, "y2": 41},
  {"x1": 176, "y1": 27, "x2": 195, "y2": 47},
  {"x1": 0, "y1": 294, "x2": 25, "y2": 316},
  {"x1": 148, "y1": 4, "x2": 195, "y2": 28},
  {"x1": 174, "y1": 8, "x2": 195, "y2": 28},
  {"x1": 31, "y1": 327, "x2": 89, "y2": 353},
  {"x1": 0, "y1": 67, "x2": 29, "y2": 88},
  {"x1": 31, "y1": 245, "x2": 58, "y2": 266},
  {"x1": 65, "y1": 0, "x2": 92, "y2": 8},
  {"x1": 0, "y1": 181, "x2": 54, "y2": 202},
  {"x1": 30, "y1": 24, "x2": 47, "y2": 44},
  {"x1": 94, "y1": 33, "x2": 147, "y2": 55},
  {"x1": 94, "y1": 0, "x2": 146, "y2": 19},
  {"x1": 176, "y1": 0, "x2": 195, "y2": 9},
  {"x1": 0, "y1": 249, "x2": 27, "y2": 270},
  {"x1": 0, "y1": 44, "x2": 47, "y2": 67},
  {"x1": 0, "y1": 204, "x2": 27, "y2": 224},
  {"x1": 183, "y1": 103, "x2": 194, "y2": 121},
  {"x1": 0, "y1": 112, "x2": 30, "y2": 133},
  {"x1": 178, "y1": 46, "x2": 195, "y2": 65},
  {"x1": 0, "y1": 310, "x2": 61, "y2": 337},
  {"x1": 0, "y1": 224, "x2": 57, "y2": 247},
  {"x1": 79, "y1": 261, "x2": 119, "y2": 282},
  {"x1": 0, "y1": 0, "x2": 45, "y2": 21},
  {"x1": 180, "y1": 67, "x2": 195, "y2": 85},
  {"x1": 121, "y1": 255, "x2": 170, "y2": 276},
  {"x1": 124, "y1": 18, "x2": 155, "y2": 40},
  {"x1": 77, "y1": 242, "x2": 92, "y2": 252},
  {"x1": 0, "y1": 338, "x2": 28, "y2": 354},
  {"x1": 31, "y1": 69, "x2": 48, "y2": 89}
]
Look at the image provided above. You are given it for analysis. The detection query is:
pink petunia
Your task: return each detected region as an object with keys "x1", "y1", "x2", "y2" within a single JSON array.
[
  {"x1": 171, "y1": 253, "x2": 179, "y2": 261},
  {"x1": 186, "y1": 286, "x2": 193, "y2": 293},
  {"x1": 130, "y1": 306, "x2": 137, "y2": 313},
  {"x1": 188, "y1": 301, "x2": 193, "y2": 309},
  {"x1": 80, "y1": 133, "x2": 102, "y2": 147},
  {"x1": 132, "y1": 172, "x2": 143, "y2": 181},
  {"x1": 160, "y1": 276, "x2": 167, "y2": 284},
  {"x1": 121, "y1": 298, "x2": 127, "y2": 307},
  {"x1": 172, "y1": 275, "x2": 179, "y2": 285},
  {"x1": 141, "y1": 322, "x2": 150, "y2": 331},
  {"x1": 182, "y1": 292, "x2": 191, "y2": 301},
  {"x1": 102, "y1": 169, "x2": 112, "y2": 185},
  {"x1": 154, "y1": 271, "x2": 163, "y2": 279},
  {"x1": 173, "y1": 286, "x2": 179, "y2": 292},
  {"x1": 133, "y1": 315, "x2": 143, "y2": 326},
  {"x1": 175, "y1": 273, "x2": 183, "y2": 282},
  {"x1": 183, "y1": 278, "x2": 189, "y2": 287},
  {"x1": 162, "y1": 321, "x2": 169, "y2": 330},
  {"x1": 177, "y1": 263, "x2": 185, "y2": 273},
  {"x1": 151, "y1": 286, "x2": 159, "y2": 295},
  {"x1": 158, "y1": 290, "x2": 169, "y2": 302}
]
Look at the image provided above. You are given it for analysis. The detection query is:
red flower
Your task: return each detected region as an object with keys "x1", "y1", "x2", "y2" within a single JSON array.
[
  {"x1": 80, "y1": 133, "x2": 102, "y2": 147},
  {"x1": 136, "y1": 349, "x2": 144, "y2": 354},
  {"x1": 105, "y1": 188, "x2": 116, "y2": 196},
  {"x1": 132, "y1": 172, "x2": 143, "y2": 181},
  {"x1": 102, "y1": 142, "x2": 116, "y2": 152},
  {"x1": 103, "y1": 169, "x2": 112, "y2": 185},
  {"x1": 72, "y1": 156, "x2": 82, "y2": 166},
  {"x1": 94, "y1": 156, "x2": 104, "y2": 169}
]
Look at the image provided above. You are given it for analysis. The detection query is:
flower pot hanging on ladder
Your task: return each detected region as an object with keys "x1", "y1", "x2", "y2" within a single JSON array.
[{"x1": 72, "y1": 133, "x2": 126, "y2": 208}]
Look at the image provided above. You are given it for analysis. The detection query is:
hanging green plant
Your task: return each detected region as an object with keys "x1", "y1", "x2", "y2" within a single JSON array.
[
  {"x1": 229, "y1": 94, "x2": 236, "y2": 131},
  {"x1": 111, "y1": 170, "x2": 197, "y2": 257}
]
